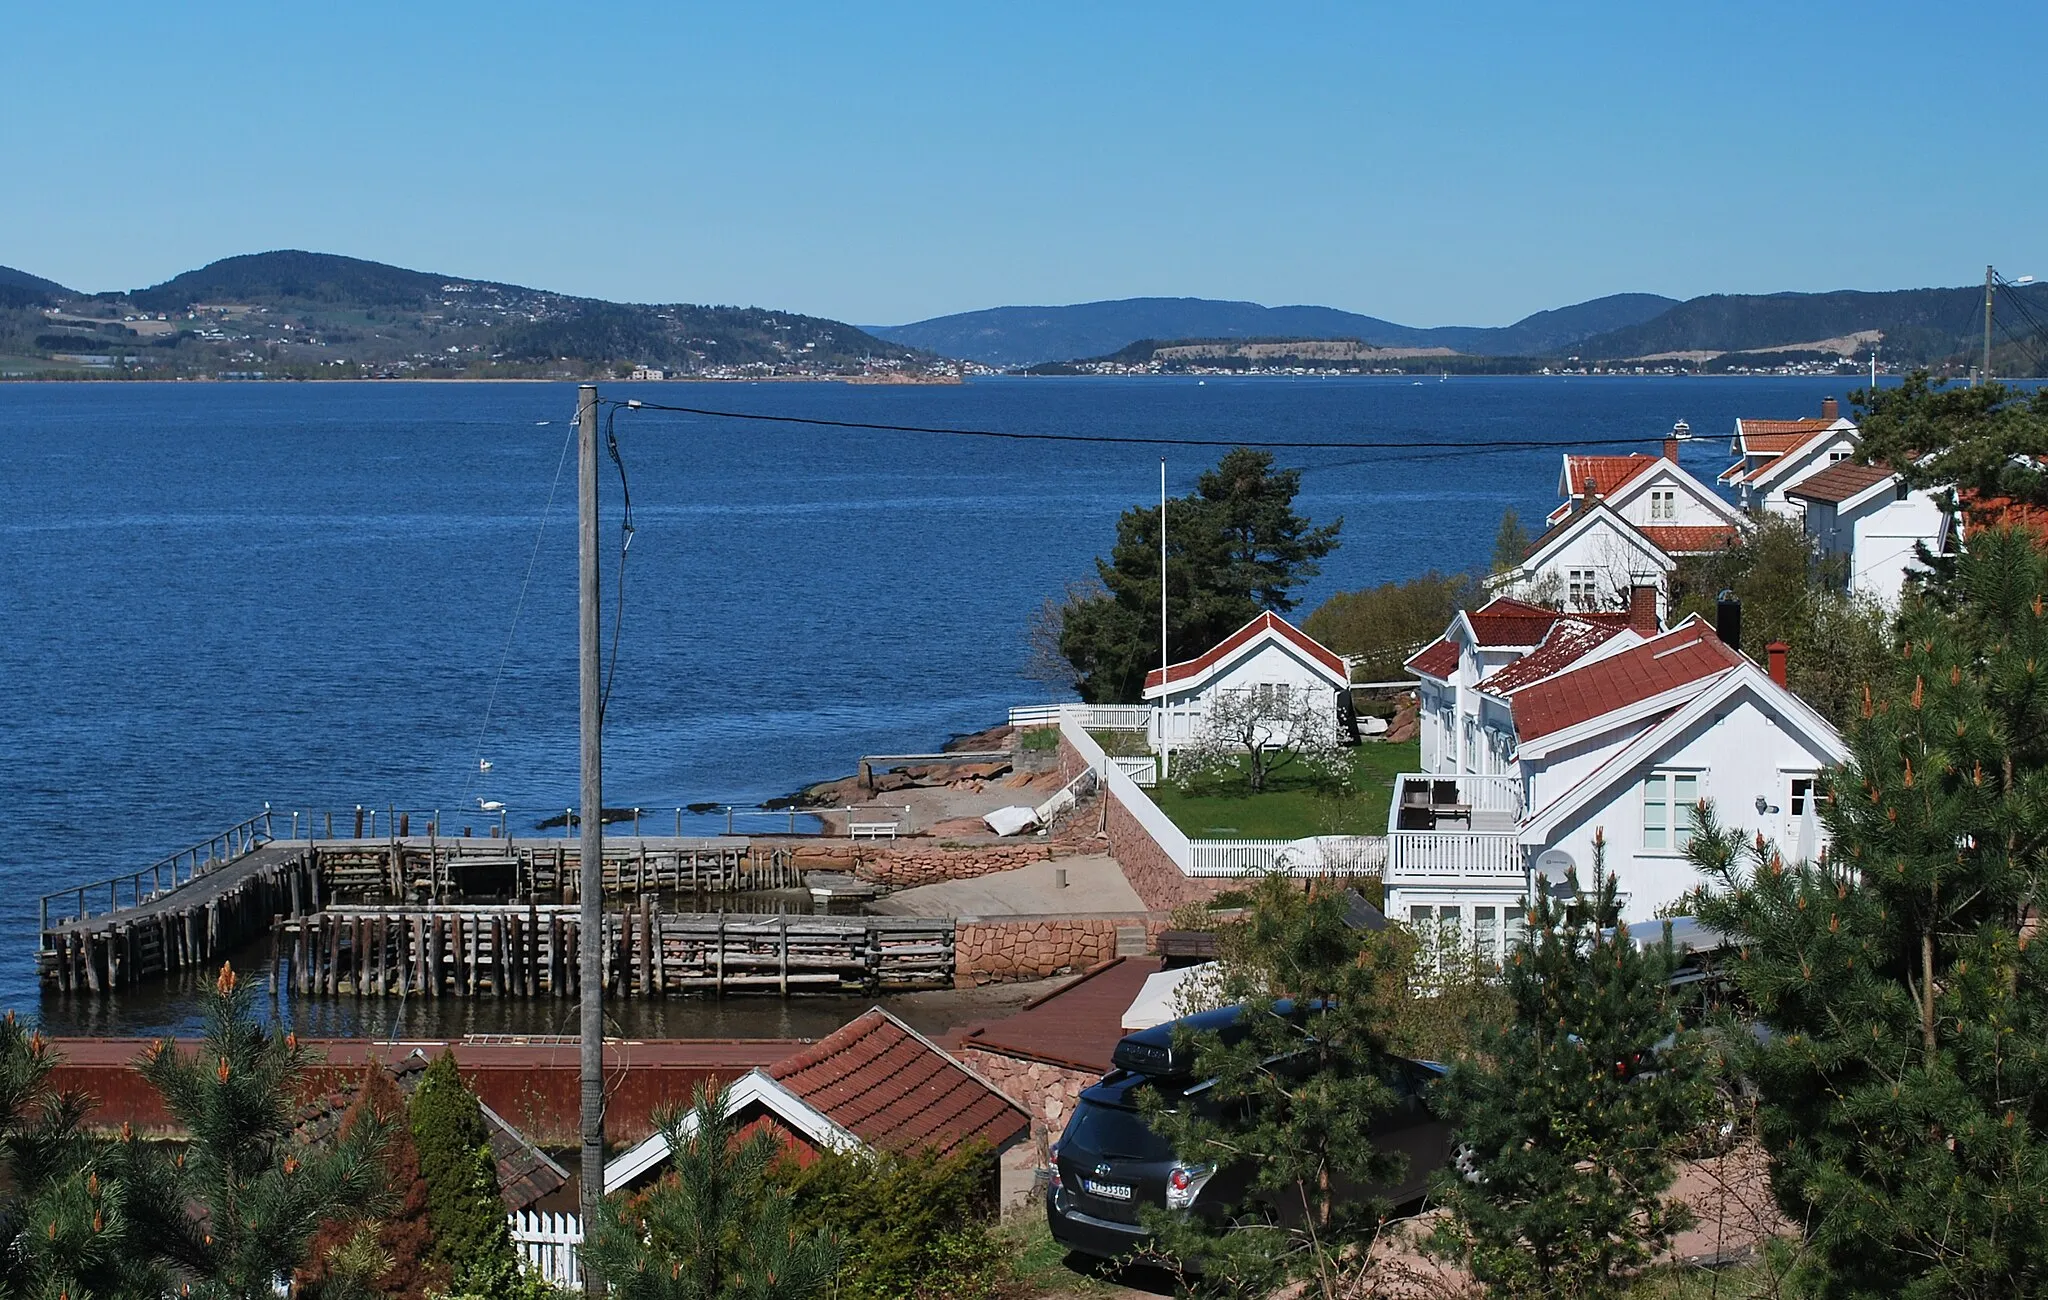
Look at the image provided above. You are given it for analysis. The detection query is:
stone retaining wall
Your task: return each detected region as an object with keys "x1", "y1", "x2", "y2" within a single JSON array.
[
  {"x1": 956, "y1": 1047, "x2": 1099, "y2": 1153},
  {"x1": 1056, "y1": 732, "x2": 1225, "y2": 912},
  {"x1": 776, "y1": 839, "x2": 1056, "y2": 886},
  {"x1": 954, "y1": 916, "x2": 1152, "y2": 986}
]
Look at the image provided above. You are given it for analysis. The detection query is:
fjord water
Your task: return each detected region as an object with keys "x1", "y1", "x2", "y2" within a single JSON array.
[{"x1": 0, "y1": 374, "x2": 1848, "y2": 1033}]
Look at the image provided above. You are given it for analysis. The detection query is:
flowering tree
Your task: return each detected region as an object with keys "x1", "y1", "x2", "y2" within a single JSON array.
[{"x1": 1172, "y1": 685, "x2": 1351, "y2": 794}]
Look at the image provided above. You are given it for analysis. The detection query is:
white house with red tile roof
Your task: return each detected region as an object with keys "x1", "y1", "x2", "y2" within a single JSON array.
[
  {"x1": 1504, "y1": 426, "x2": 1744, "y2": 617},
  {"x1": 1785, "y1": 460, "x2": 1947, "y2": 607},
  {"x1": 1142, "y1": 611, "x2": 1351, "y2": 753},
  {"x1": 1722, "y1": 396, "x2": 1861, "y2": 516},
  {"x1": 1396, "y1": 604, "x2": 1846, "y2": 945}
]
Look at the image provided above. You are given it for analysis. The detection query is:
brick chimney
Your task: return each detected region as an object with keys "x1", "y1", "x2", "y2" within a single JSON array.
[
  {"x1": 1627, "y1": 578, "x2": 1660, "y2": 636},
  {"x1": 1664, "y1": 419, "x2": 1688, "y2": 463},
  {"x1": 1766, "y1": 640, "x2": 1789, "y2": 686},
  {"x1": 1821, "y1": 396, "x2": 1839, "y2": 421}
]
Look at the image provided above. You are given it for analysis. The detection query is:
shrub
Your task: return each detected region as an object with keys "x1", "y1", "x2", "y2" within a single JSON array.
[
  {"x1": 407, "y1": 1051, "x2": 514, "y2": 1289},
  {"x1": 773, "y1": 1143, "x2": 1004, "y2": 1300}
]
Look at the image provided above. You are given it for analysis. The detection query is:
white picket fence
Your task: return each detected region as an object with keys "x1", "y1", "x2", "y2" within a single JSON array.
[
  {"x1": 1185, "y1": 836, "x2": 1389, "y2": 878},
  {"x1": 510, "y1": 1209, "x2": 582, "y2": 1289},
  {"x1": 1112, "y1": 754, "x2": 1158, "y2": 787},
  {"x1": 1009, "y1": 702, "x2": 1153, "y2": 731}
]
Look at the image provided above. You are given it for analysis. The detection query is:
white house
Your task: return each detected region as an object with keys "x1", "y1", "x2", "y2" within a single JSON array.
[
  {"x1": 1785, "y1": 460, "x2": 1949, "y2": 607},
  {"x1": 1721, "y1": 396, "x2": 1861, "y2": 517},
  {"x1": 1498, "y1": 424, "x2": 1744, "y2": 618},
  {"x1": 1143, "y1": 611, "x2": 1351, "y2": 753},
  {"x1": 1400, "y1": 601, "x2": 1846, "y2": 952}
]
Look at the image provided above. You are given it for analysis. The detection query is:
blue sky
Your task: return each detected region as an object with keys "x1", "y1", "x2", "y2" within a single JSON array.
[{"x1": 3, "y1": 1, "x2": 2041, "y2": 327}]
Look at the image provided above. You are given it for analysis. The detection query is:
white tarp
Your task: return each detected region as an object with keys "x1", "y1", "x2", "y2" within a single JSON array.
[
  {"x1": 1121, "y1": 962, "x2": 1223, "y2": 1031},
  {"x1": 982, "y1": 805, "x2": 1039, "y2": 837}
]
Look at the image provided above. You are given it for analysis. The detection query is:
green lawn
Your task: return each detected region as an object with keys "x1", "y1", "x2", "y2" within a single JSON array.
[{"x1": 1149, "y1": 740, "x2": 1418, "y2": 838}]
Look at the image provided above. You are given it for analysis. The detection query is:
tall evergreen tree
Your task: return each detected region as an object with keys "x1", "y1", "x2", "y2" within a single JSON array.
[
  {"x1": 1857, "y1": 374, "x2": 2048, "y2": 508},
  {"x1": 1490, "y1": 506, "x2": 1531, "y2": 574},
  {"x1": 301, "y1": 1063, "x2": 447, "y2": 1300},
  {"x1": 1425, "y1": 848, "x2": 1708, "y2": 1298},
  {"x1": 408, "y1": 1051, "x2": 515, "y2": 1292},
  {"x1": 113, "y1": 963, "x2": 389, "y2": 1300},
  {"x1": 1138, "y1": 874, "x2": 1409, "y2": 1297},
  {"x1": 1057, "y1": 449, "x2": 1340, "y2": 702},
  {"x1": 581, "y1": 1084, "x2": 839, "y2": 1300},
  {"x1": 1689, "y1": 523, "x2": 2048, "y2": 1299},
  {"x1": 0, "y1": 1013, "x2": 162, "y2": 1300}
]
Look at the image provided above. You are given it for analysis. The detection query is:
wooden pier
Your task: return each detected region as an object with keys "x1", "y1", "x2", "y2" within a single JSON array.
[{"x1": 275, "y1": 907, "x2": 955, "y2": 997}]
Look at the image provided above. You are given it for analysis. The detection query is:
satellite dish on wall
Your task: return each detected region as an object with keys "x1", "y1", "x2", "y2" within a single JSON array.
[{"x1": 1535, "y1": 849, "x2": 1577, "y2": 894}]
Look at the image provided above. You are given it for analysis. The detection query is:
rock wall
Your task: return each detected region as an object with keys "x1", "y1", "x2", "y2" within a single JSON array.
[
  {"x1": 957, "y1": 1047, "x2": 1099, "y2": 1153},
  {"x1": 954, "y1": 916, "x2": 1147, "y2": 985},
  {"x1": 776, "y1": 839, "x2": 1055, "y2": 886},
  {"x1": 1056, "y1": 732, "x2": 1225, "y2": 912}
]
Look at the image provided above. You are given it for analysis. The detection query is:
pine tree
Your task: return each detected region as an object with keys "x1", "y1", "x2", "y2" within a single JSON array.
[
  {"x1": 580, "y1": 1084, "x2": 839, "y2": 1300},
  {"x1": 407, "y1": 1051, "x2": 515, "y2": 1291},
  {"x1": 113, "y1": 962, "x2": 390, "y2": 1300},
  {"x1": 1491, "y1": 506, "x2": 1530, "y2": 574},
  {"x1": 301, "y1": 1063, "x2": 447, "y2": 1300},
  {"x1": 1689, "y1": 523, "x2": 2048, "y2": 1299},
  {"x1": 1137, "y1": 873, "x2": 1410, "y2": 1298},
  {"x1": 0, "y1": 1012, "x2": 163, "y2": 1300},
  {"x1": 1424, "y1": 846, "x2": 1708, "y2": 1298}
]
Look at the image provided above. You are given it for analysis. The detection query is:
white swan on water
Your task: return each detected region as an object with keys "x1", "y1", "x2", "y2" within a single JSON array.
[{"x1": 478, "y1": 798, "x2": 505, "y2": 813}]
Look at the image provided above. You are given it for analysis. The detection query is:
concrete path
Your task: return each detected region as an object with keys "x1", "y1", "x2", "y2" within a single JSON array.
[{"x1": 868, "y1": 853, "x2": 1143, "y2": 918}]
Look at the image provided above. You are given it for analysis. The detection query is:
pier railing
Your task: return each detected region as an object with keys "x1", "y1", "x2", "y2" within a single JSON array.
[{"x1": 40, "y1": 809, "x2": 273, "y2": 932}]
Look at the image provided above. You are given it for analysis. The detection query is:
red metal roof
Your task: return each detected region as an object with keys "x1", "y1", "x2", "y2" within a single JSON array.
[
  {"x1": 1144, "y1": 611, "x2": 1346, "y2": 691},
  {"x1": 1736, "y1": 418, "x2": 1833, "y2": 455},
  {"x1": 1638, "y1": 524, "x2": 1742, "y2": 554},
  {"x1": 1479, "y1": 618, "x2": 1627, "y2": 695},
  {"x1": 1562, "y1": 454, "x2": 1658, "y2": 500},
  {"x1": 1783, "y1": 460, "x2": 1896, "y2": 505},
  {"x1": 1509, "y1": 624, "x2": 1746, "y2": 741},
  {"x1": 768, "y1": 1009, "x2": 1027, "y2": 1158},
  {"x1": 1407, "y1": 637, "x2": 1460, "y2": 681},
  {"x1": 1470, "y1": 596, "x2": 1628, "y2": 647},
  {"x1": 954, "y1": 956, "x2": 1162, "y2": 1073}
]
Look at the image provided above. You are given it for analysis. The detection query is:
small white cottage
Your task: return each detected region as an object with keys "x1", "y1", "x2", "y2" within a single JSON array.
[{"x1": 1143, "y1": 611, "x2": 1351, "y2": 753}]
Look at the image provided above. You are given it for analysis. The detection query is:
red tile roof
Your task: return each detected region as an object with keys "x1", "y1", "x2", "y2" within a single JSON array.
[
  {"x1": 1638, "y1": 524, "x2": 1742, "y2": 554},
  {"x1": 1562, "y1": 454, "x2": 1659, "y2": 500},
  {"x1": 1407, "y1": 638, "x2": 1460, "y2": 681},
  {"x1": 1735, "y1": 418, "x2": 1833, "y2": 455},
  {"x1": 1143, "y1": 611, "x2": 1346, "y2": 691},
  {"x1": 1509, "y1": 623, "x2": 1747, "y2": 741},
  {"x1": 954, "y1": 956, "x2": 1162, "y2": 1073},
  {"x1": 1470, "y1": 596, "x2": 1628, "y2": 647},
  {"x1": 1479, "y1": 618, "x2": 1628, "y2": 695},
  {"x1": 768, "y1": 1009, "x2": 1027, "y2": 1158},
  {"x1": 1783, "y1": 460, "x2": 1896, "y2": 505}
]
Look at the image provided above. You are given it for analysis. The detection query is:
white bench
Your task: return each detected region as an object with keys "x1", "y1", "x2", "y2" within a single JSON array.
[{"x1": 848, "y1": 822, "x2": 900, "y2": 840}]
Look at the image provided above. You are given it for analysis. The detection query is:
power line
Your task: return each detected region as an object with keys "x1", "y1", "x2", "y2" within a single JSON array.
[{"x1": 604, "y1": 397, "x2": 1676, "y2": 452}]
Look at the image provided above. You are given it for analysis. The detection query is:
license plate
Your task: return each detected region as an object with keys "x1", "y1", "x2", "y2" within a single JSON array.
[{"x1": 1081, "y1": 1178, "x2": 1133, "y2": 1201}]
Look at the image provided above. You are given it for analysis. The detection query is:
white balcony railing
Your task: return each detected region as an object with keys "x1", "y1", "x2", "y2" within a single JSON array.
[
  {"x1": 1010, "y1": 702, "x2": 1153, "y2": 731},
  {"x1": 1186, "y1": 836, "x2": 1388, "y2": 879},
  {"x1": 1388, "y1": 772, "x2": 1523, "y2": 833},
  {"x1": 1386, "y1": 832, "x2": 1526, "y2": 884}
]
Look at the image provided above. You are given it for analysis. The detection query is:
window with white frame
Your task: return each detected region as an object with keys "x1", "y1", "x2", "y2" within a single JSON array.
[
  {"x1": 1642, "y1": 770, "x2": 1702, "y2": 851},
  {"x1": 1567, "y1": 568, "x2": 1598, "y2": 608},
  {"x1": 1649, "y1": 489, "x2": 1676, "y2": 520},
  {"x1": 1789, "y1": 776, "x2": 1814, "y2": 816}
]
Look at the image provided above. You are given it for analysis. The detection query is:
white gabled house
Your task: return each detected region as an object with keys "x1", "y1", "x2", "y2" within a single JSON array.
[
  {"x1": 1398, "y1": 598, "x2": 1846, "y2": 954},
  {"x1": 1785, "y1": 460, "x2": 1948, "y2": 608},
  {"x1": 1143, "y1": 611, "x2": 1351, "y2": 753},
  {"x1": 1499, "y1": 425, "x2": 1745, "y2": 619},
  {"x1": 1721, "y1": 396, "x2": 1861, "y2": 517}
]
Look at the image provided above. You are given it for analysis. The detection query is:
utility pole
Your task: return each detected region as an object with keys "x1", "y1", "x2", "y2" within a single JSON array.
[
  {"x1": 1982, "y1": 264, "x2": 1996, "y2": 386},
  {"x1": 1158, "y1": 458, "x2": 1168, "y2": 774},
  {"x1": 575, "y1": 383, "x2": 604, "y2": 1296}
]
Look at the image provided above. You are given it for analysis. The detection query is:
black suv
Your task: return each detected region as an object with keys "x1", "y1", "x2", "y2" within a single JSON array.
[{"x1": 1046, "y1": 1004, "x2": 1452, "y2": 1261}]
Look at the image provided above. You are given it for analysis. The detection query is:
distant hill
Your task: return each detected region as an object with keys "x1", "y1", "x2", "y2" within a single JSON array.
[
  {"x1": 1569, "y1": 285, "x2": 2048, "y2": 365},
  {"x1": 0, "y1": 263, "x2": 72, "y2": 310},
  {"x1": 0, "y1": 249, "x2": 934, "y2": 380},
  {"x1": 869, "y1": 293, "x2": 1680, "y2": 367}
]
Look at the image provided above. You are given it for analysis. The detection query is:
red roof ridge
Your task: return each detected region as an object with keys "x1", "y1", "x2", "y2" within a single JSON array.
[
  {"x1": 1509, "y1": 620, "x2": 1745, "y2": 742},
  {"x1": 1144, "y1": 610, "x2": 1346, "y2": 691}
]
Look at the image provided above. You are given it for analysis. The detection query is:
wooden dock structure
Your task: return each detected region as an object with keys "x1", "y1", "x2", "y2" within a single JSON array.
[
  {"x1": 275, "y1": 907, "x2": 955, "y2": 997},
  {"x1": 38, "y1": 816, "x2": 819, "y2": 995}
]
